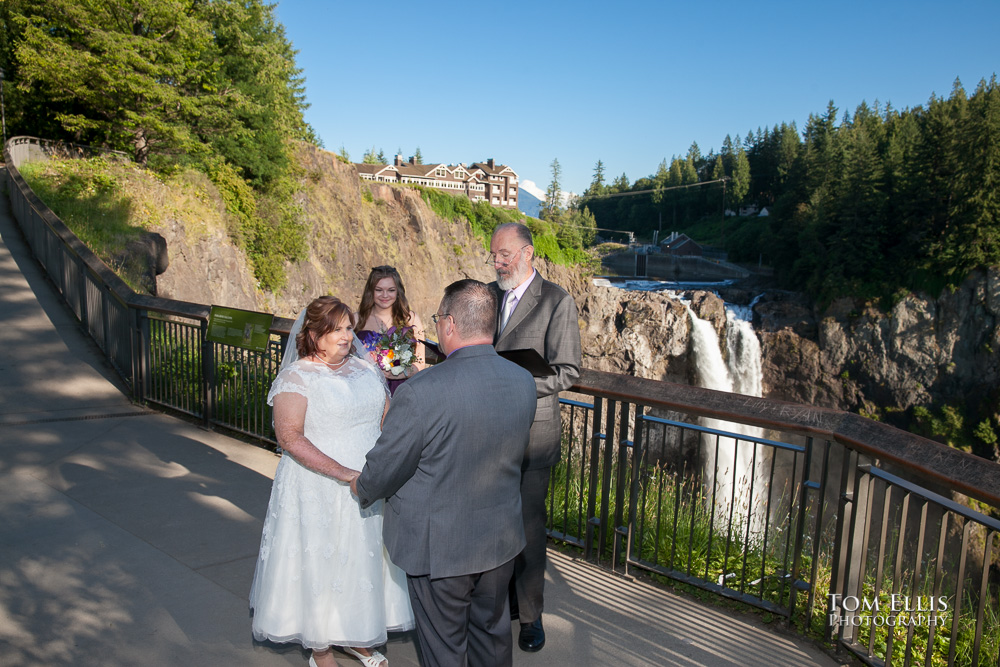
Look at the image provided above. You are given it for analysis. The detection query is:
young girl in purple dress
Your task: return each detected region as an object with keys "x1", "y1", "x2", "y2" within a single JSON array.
[{"x1": 356, "y1": 266, "x2": 425, "y2": 394}]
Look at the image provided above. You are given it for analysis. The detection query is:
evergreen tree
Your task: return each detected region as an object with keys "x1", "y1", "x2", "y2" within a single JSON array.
[
  {"x1": 542, "y1": 158, "x2": 563, "y2": 219},
  {"x1": 8, "y1": 0, "x2": 313, "y2": 184},
  {"x1": 413, "y1": 147, "x2": 423, "y2": 164},
  {"x1": 730, "y1": 146, "x2": 751, "y2": 207},
  {"x1": 588, "y1": 159, "x2": 606, "y2": 195},
  {"x1": 682, "y1": 145, "x2": 699, "y2": 185},
  {"x1": 13, "y1": 0, "x2": 216, "y2": 165},
  {"x1": 611, "y1": 173, "x2": 629, "y2": 192},
  {"x1": 667, "y1": 157, "x2": 683, "y2": 187},
  {"x1": 712, "y1": 155, "x2": 725, "y2": 181},
  {"x1": 199, "y1": 0, "x2": 316, "y2": 185}
]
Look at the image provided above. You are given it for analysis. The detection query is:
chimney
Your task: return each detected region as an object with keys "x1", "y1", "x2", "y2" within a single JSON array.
[
  {"x1": 394, "y1": 154, "x2": 404, "y2": 167},
  {"x1": 487, "y1": 158, "x2": 495, "y2": 169},
  {"x1": 409, "y1": 156, "x2": 417, "y2": 165}
]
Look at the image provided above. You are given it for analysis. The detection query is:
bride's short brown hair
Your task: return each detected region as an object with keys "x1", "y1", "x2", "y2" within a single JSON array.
[{"x1": 296, "y1": 296, "x2": 356, "y2": 359}]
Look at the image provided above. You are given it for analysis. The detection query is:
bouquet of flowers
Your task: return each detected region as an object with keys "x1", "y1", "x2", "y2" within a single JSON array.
[{"x1": 372, "y1": 325, "x2": 416, "y2": 376}]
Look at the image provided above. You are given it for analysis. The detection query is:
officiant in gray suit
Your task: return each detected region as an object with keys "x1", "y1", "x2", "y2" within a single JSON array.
[
  {"x1": 488, "y1": 222, "x2": 582, "y2": 653},
  {"x1": 353, "y1": 279, "x2": 537, "y2": 667}
]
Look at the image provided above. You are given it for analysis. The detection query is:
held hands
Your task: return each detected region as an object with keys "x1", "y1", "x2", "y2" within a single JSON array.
[{"x1": 341, "y1": 468, "x2": 360, "y2": 496}]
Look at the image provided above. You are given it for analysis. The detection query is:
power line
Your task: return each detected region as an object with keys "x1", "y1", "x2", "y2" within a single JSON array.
[{"x1": 575, "y1": 177, "x2": 727, "y2": 202}]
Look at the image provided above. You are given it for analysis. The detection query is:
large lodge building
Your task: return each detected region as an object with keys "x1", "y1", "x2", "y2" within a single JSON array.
[{"x1": 355, "y1": 155, "x2": 519, "y2": 210}]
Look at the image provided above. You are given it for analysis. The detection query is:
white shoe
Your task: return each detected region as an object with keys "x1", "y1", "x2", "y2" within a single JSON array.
[{"x1": 344, "y1": 646, "x2": 388, "y2": 667}]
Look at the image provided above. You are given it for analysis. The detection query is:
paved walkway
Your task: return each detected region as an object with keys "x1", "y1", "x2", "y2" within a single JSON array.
[{"x1": 0, "y1": 173, "x2": 844, "y2": 666}]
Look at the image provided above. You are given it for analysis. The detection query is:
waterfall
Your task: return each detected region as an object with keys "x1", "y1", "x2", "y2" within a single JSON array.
[
  {"x1": 685, "y1": 303, "x2": 767, "y2": 543},
  {"x1": 725, "y1": 305, "x2": 763, "y2": 398}
]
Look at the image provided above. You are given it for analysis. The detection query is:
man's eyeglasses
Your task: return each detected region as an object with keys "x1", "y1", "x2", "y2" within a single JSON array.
[
  {"x1": 431, "y1": 312, "x2": 450, "y2": 324},
  {"x1": 485, "y1": 244, "x2": 530, "y2": 266}
]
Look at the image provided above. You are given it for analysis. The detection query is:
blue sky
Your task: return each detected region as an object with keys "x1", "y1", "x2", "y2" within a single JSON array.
[{"x1": 274, "y1": 0, "x2": 999, "y2": 197}]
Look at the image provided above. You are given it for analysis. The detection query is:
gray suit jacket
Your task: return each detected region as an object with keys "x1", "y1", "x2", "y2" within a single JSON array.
[
  {"x1": 491, "y1": 272, "x2": 582, "y2": 469},
  {"x1": 355, "y1": 344, "x2": 536, "y2": 579}
]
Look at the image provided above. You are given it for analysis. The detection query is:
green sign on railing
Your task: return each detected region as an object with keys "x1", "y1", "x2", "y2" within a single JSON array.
[{"x1": 207, "y1": 305, "x2": 274, "y2": 352}]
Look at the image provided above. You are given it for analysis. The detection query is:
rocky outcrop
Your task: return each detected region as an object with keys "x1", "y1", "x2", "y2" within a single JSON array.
[
  {"x1": 578, "y1": 288, "x2": 690, "y2": 382},
  {"x1": 115, "y1": 231, "x2": 168, "y2": 296},
  {"x1": 753, "y1": 270, "x2": 1000, "y2": 460}
]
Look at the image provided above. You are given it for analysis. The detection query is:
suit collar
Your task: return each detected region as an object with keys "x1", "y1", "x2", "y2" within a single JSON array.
[{"x1": 446, "y1": 343, "x2": 497, "y2": 360}]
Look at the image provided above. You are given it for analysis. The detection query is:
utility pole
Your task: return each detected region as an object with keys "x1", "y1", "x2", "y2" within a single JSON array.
[{"x1": 720, "y1": 178, "x2": 727, "y2": 250}]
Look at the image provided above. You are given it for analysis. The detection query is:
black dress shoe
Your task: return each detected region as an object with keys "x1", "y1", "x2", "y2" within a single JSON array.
[{"x1": 518, "y1": 618, "x2": 545, "y2": 652}]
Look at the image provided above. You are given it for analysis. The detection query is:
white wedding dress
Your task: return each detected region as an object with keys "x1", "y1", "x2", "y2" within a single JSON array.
[{"x1": 249, "y1": 356, "x2": 414, "y2": 649}]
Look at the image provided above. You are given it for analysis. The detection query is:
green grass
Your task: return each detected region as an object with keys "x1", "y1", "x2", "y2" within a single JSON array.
[
  {"x1": 20, "y1": 154, "x2": 307, "y2": 293},
  {"x1": 413, "y1": 184, "x2": 598, "y2": 269},
  {"x1": 146, "y1": 316, "x2": 279, "y2": 439},
  {"x1": 547, "y1": 412, "x2": 999, "y2": 665},
  {"x1": 19, "y1": 158, "x2": 148, "y2": 287}
]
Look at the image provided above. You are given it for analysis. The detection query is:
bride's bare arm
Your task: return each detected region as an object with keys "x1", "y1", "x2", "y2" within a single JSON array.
[{"x1": 272, "y1": 392, "x2": 358, "y2": 483}]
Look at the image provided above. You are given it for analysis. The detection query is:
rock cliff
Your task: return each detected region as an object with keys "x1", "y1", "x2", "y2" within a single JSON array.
[
  {"x1": 752, "y1": 271, "x2": 1000, "y2": 460},
  {"x1": 153, "y1": 143, "x2": 591, "y2": 323},
  {"x1": 147, "y1": 142, "x2": 1000, "y2": 461}
]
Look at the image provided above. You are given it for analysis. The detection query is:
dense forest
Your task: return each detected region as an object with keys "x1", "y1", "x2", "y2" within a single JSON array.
[
  {"x1": 0, "y1": 0, "x2": 318, "y2": 289},
  {"x1": 582, "y1": 79, "x2": 1000, "y2": 303}
]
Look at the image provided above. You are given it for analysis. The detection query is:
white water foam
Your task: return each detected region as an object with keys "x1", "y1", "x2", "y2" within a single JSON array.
[{"x1": 685, "y1": 303, "x2": 768, "y2": 542}]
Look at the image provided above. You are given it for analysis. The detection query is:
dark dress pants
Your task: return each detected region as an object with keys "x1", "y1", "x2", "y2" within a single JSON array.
[
  {"x1": 513, "y1": 467, "x2": 550, "y2": 623},
  {"x1": 406, "y1": 559, "x2": 515, "y2": 667}
]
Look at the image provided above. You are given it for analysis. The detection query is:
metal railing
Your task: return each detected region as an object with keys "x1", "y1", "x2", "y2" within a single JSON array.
[{"x1": 5, "y1": 136, "x2": 999, "y2": 666}]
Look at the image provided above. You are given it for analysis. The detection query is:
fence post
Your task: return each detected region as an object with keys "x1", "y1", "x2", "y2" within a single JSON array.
[
  {"x1": 100, "y1": 283, "x2": 111, "y2": 361},
  {"x1": 76, "y1": 257, "x2": 88, "y2": 326},
  {"x1": 132, "y1": 307, "x2": 147, "y2": 403},
  {"x1": 584, "y1": 397, "x2": 604, "y2": 561},
  {"x1": 838, "y1": 459, "x2": 873, "y2": 646},
  {"x1": 621, "y1": 405, "x2": 645, "y2": 577},
  {"x1": 597, "y1": 399, "x2": 617, "y2": 564},
  {"x1": 611, "y1": 401, "x2": 632, "y2": 572},
  {"x1": 788, "y1": 436, "x2": 815, "y2": 624},
  {"x1": 200, "y1": 319, "x2": 214, "y2": 428}
]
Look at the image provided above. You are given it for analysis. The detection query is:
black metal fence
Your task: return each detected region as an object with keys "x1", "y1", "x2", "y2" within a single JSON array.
[{"x1": 5, "y1": 136, "x2": 1000, "y2": 666}]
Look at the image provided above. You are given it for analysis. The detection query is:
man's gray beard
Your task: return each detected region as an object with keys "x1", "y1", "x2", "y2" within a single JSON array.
[{"x1": 496, "y1": 271, "x2": 521, "y2": 291}]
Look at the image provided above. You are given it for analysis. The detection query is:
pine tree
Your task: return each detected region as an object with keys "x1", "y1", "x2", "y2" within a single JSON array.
[
  {"x1": 682, "y1": 145, "x2": 699, "y2": 185},
  {"x1": 712, "y1": 155, "x2": 725, "y2": 181},
  {"x1": 413, "y1": 147, "x2": 423, "y2": 164},
  {"x1": 542, "y1": 158, "x2": 563, "y2": 219},
  {"x1": 730, "y1": 146, "x2": 751, "y2": 208},
  {"x1": 611, "y1": 173, "x2": 629, "y2": 193},
  {"x1": 588, "y1": 159, "x2": 606, "y2": 195}
]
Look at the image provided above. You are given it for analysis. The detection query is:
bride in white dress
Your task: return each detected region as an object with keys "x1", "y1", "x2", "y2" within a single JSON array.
[{"x1": 250, "y1": 296, "x2": 413, "y2": 667}]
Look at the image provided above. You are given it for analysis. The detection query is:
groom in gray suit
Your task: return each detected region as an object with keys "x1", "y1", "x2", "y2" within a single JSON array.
[
  {"x1": 353, "y1": 279, "x2": 536, "y2": 667},
  {"x1": 488, "y1": 222, "x2": 582, "y2": 653}
]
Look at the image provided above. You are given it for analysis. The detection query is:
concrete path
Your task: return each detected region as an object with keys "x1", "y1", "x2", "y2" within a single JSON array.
[{"x1": 0, "y1": 172, "x2": 844, "y2": 666}]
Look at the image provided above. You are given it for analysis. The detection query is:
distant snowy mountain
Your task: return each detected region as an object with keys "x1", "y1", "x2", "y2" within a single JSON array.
[
  {"x1": 519, "y1": 180, "x2": 545, "y2": 218},
  {"x1": 518, "y1": 179, "x2": 576, "y2": 218}
]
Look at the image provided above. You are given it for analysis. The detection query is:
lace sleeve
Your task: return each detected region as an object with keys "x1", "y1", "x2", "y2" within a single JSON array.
[{"x1": 267, "y1": 367, "x2": 309, "y2": 406}]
